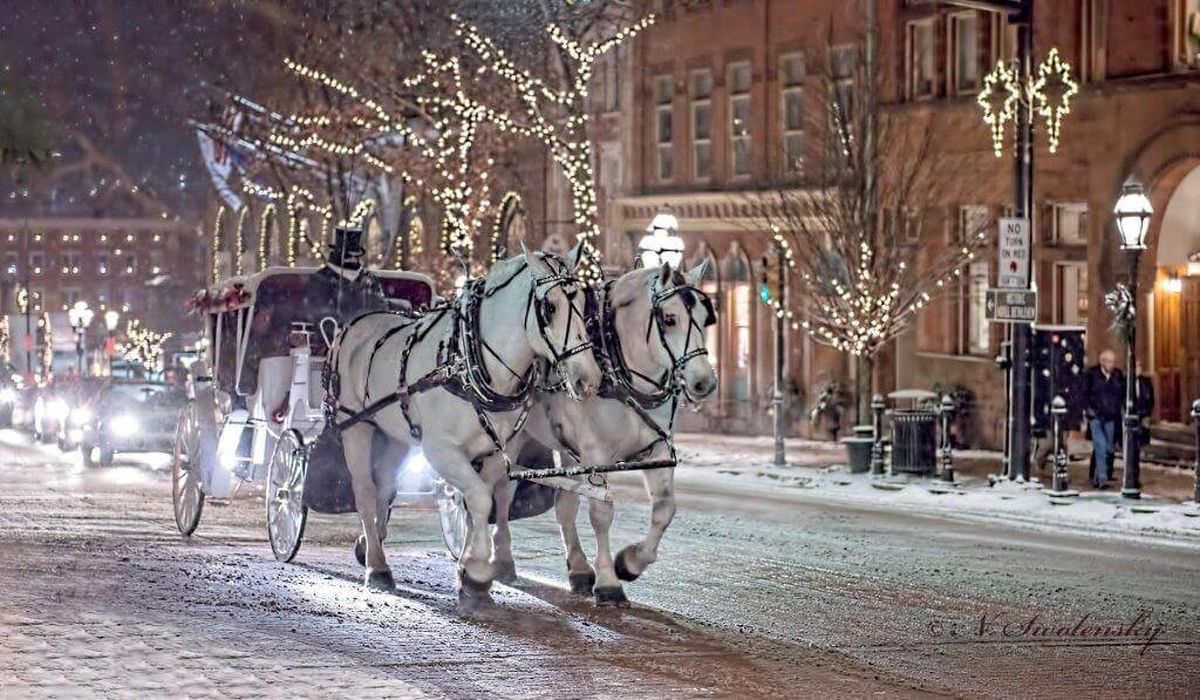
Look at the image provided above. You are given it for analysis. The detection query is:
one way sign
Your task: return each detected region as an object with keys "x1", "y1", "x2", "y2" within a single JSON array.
[{"x1": 985, "y1": 288, "x2": 1037, "y2": 323}]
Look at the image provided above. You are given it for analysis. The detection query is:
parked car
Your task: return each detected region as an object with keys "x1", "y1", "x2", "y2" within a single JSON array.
[
  {"x1": 80, "y1": 380, "x2": 186, "y2": 467},
  {"x1": 46, "y1": 379, "x2": 105, "y2": 451}
]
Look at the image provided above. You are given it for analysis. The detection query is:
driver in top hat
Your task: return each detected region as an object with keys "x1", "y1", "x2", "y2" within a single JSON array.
[{"x1": 316, "y1": 225, "x2": 389, "y2": 318}]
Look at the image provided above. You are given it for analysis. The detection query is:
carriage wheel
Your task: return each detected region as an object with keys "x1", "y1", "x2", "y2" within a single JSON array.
[
  {"x1": 435, "y1": 478, "x2": 468, "y2": 561},
  {"x1": 172, "y1": 401, "x2": 206, "y2": 536},
  {"x1": 266, "y1": 429, "x2": 309, "y2": 563}
]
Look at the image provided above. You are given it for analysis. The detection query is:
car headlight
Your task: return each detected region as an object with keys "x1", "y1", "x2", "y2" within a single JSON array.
[
  {"x1": 0, "y1": 387, "x2": 15, "y2": 404},
  {"x1": 48, "y1": 399, "x2": 70, "y2": 421},
  {"x1": 70, "y1": 406, "x2": 93, "y2": 425},
  {"x1": 110, "y1": 414, "x2": 140, "y2": 437}
]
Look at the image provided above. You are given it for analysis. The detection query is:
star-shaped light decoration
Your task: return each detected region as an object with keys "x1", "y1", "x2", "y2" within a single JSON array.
[
  {"x1": 977, "y1": 60, "x2": 1020, "y2": 158},
  {"x1": 1029, "y1": 47, "x2": 1079, "y2": 155}
]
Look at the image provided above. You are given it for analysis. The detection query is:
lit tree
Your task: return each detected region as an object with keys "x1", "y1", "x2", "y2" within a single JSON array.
[{"x1": 748, "y1": 25, "x2": 989, "y2": 420}]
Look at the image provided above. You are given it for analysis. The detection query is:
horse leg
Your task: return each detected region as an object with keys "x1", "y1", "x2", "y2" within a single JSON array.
[
  {"x1": 615, "y1": 467, "x2": 676, "y2": 582},
  {"x1": 589, "y1": 491, "x2": 627, "y2": 607},
  {"x1": 425, "y1": 443, "x2": 495, "y2": 608},
  {"x1": 555, "y1": 490, "x2": 595, "y2": 595},
  {"x1": 491, "y1": 479, "x2": 517, "y2": 584},
  {"x1": 342, "y1": 423, "x2": 393, "y2": 591}
]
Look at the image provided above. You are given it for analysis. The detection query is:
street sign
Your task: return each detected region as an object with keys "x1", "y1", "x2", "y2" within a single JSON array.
[
  {"x1": 997, "y1": 217, "x2": 1030, "y2": 289},
  {"x1": 986, "y1": 288, "x2": 1037, "y2": 323}
]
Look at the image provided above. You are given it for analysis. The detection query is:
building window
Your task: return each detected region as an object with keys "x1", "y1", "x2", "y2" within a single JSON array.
[
  {"x1": 5, "y1": 253, "x2": 17, "y2": 276},
  {"x1": 97, "y1": 252, "x2": 109, "y2": 275},
  {"x1": 780, "y1": 53, "x2": 805, "y2": 174},
  {"x1": 63, "y1": 251, "x2": 81, "y2": 276},
  {"x1": 29, "y1": 252, "x2": 44, "y2": 276},
  {"x1": 1049, "y1": 202, "x2": 1088, "y2": 245},
  {"x1": 654, "y1": 75, "x2": 675, "y2": 182},
  {"x1": 1174, "y1": 0, "x2": 1200, "y2": 69},
  {"x1": 1053, "y1": 262, "x2": 1089, "y2": 326},
  {"x1": 830, "y1": 45, "x2": 857, "y2": 123},
  {"x1": 726, "y1": 249, "x2": 753, "y2": 401},
  {"x1": 125, "y1": 254, "x2": 138, "y2": 275},
  {"x1": 959, "y1": 204, "x2": 991, "y2": 244},
  {"x1": 907, "y1": 18, "x2": 937, "y2": 99},
  {"x1": 64, "y1": 288, "x2": 82, "y2": 306},
  {"x1": 728, "y1": 61, "x2": 752, "y2": 178},
  {"x1": 949, "y1": 12, "x2": 980, "y2": 94},
  {"x1": 593, "y1": 47, "x2": 622, "y2": 112},
  {"x1": 966, "y1": 261, "x2": 990, "y2": 354},
  {"x1": 690, "y1": 70, "x2": 714, "y2": 181}
]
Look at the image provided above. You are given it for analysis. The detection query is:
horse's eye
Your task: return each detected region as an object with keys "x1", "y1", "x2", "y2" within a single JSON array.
[
  {"x1": 544, "y1": 302, "x2": 556, "y2": 317},
  {"x1": 663, "y1": 314, "x2": 678, "y2": 327}
]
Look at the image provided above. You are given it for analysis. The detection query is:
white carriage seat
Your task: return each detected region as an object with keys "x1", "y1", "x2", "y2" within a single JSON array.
[{"x1": 255, "y1": 356, "x2": 294, "y2": 425}]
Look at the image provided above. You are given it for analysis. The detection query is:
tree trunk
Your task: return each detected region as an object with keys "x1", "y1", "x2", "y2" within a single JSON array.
[{"x1": 855, "y1": 353, "x2": 875, "y2": 425}]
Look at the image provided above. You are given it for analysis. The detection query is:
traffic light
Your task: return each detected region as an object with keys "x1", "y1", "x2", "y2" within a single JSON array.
[{"x1": 759, "y1": 255, "x2": 783, "y2": 304}]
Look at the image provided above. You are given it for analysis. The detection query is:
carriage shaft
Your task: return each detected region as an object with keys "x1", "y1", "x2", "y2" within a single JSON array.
[{"x1": 509, "y1": 459, "x2": 677, "y2": 481}]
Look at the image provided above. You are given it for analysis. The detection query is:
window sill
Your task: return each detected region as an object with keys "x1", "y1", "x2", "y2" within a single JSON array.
[{"x1": 916, "y1": 351, "x2": 994, "y2": 364}]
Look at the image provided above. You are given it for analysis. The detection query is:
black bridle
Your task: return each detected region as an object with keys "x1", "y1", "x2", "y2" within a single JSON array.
[
  {"x1": 524, "y1": 254, "x2": 593, "y2": 365},
  {"x1": 646, "y1": 275, "x2": 716, "y2": 401}
]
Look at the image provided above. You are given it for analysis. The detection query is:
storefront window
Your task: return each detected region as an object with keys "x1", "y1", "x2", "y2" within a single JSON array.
[{"x1": 725, "y1": 249, "x2": 752, "y2": 401}]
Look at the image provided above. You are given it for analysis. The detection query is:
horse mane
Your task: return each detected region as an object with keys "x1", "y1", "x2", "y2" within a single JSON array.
[{"x1": 483, "y1": 252, "x2": 545, "y2": 296}]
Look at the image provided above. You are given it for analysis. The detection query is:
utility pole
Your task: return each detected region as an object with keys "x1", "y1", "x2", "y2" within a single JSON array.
[{"x1": 773, "y1": 248, "x2": 786, "y2": 466}]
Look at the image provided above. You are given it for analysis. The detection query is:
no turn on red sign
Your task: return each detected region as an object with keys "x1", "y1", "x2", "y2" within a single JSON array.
[{"x1": 998, "y1": 218, "x2": 1030, "y2": 290}]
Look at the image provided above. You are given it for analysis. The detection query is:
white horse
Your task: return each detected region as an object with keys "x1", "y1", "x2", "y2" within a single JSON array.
[
  {"x1": 330, "y1": 248, "x2": 601, "y2": 606},
  {"x1": 493, "y1": 262, "x2": 717, "y2": 605}
]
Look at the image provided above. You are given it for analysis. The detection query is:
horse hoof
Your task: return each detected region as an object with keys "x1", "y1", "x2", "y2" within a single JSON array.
[
  {"x1": 493, "y1": 559, "x2": 518, "y2": 584},
  {"x1": 594, "y1": 586, "x2": 629, "y2": 608},
  {"x1": 457, "y1": 570, "x2": 494, "y2": 610},
  {"x1": 614, "y1": 545, "x2": 642, "y2": 582},
  {"x1": 365, "y1": 569, "x2": 395, "y2": 592},
  {"x1": 353, "y1": 536, "x2": 366, "y2": 567},
  {"x1": 568, "y1": 571, "x2": 596, "y2": 595}
]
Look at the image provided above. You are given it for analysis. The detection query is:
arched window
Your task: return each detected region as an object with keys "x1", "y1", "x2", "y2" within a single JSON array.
[
  {"x1": 364, "y1": 213, "x2": 386, "y2": 267},
  {"x1": 688, "y1": 244, "x2": 721, "y2": 374},
  {"x1": 725, "y1": 244, "x2": 753, "y2": 402},
  {"x1": 258, "y1": 204, "x2": 276, "y2": 271},
  {"x1": 493, "y1": 193, "x2": 525, "y2": 263}
]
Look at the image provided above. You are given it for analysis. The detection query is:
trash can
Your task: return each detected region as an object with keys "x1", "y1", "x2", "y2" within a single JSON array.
[
  {"x1": 888, "y1": 389, "x2": 938, "y2": 476},
  {"x1": 841, "y1": 426, "x2": 874, "y2": 474}
]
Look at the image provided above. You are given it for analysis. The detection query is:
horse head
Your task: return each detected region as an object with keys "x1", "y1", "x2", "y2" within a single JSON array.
[
  {"x1": 609, "y1": 261, "x2": 718, "y2": 402},
  {"x1": 518, "y1": 242, "x2": 601, "y2": 399}
]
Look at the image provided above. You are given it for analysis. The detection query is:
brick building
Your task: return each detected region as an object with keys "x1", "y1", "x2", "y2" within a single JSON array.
[
  {"x1": 0, "y1": 217, "x2": 205, "y2": 372},
  {"x1": 596, "y1": 0, "x2": 1200, "y2": 446}
]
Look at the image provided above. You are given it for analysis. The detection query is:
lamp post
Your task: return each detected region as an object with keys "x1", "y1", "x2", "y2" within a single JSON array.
[
  {"x1": 636, "y1": 208, "x2": 684, "y2": 269},
  {"x1": 104, "y1": 310, "x2": 120, "y2": 377},
  {"x1": 68, "y1": 301, "x2": 94, "y2": 378},
  {"x1": 1112, "y1": 181, "x2": 1152, "y2": 499}
]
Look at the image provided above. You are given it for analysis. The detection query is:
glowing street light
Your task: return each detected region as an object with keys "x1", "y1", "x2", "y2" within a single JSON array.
[
  {"x1": 1112, "y1": 180, "x2": 1153, "y2": 499},
  {"x1": 68, "y1": 300, "x2": 94, "y2": 377},
  {"x1": 637, "y1": 208, "x2": 684, "y2": 269}
]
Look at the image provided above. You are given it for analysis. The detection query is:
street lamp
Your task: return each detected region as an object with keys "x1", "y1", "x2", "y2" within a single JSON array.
[
  {"x1": 1113, "y1": 180, "x2": 1152, "y2": 499},
  {"x1": 637, "y1": 209, "x2": 684, "y2": 269},
  {"x1": 104, "y1": 310, "x2": 120, "y2": 376},
  {"x1": 68, "y1": 300, "x2": 94, "y2": 378}
]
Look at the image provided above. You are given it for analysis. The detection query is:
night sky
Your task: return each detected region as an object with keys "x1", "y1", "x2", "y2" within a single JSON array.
[{"x1": 0, "y1": 1, "x2": 311, "y2": 219}]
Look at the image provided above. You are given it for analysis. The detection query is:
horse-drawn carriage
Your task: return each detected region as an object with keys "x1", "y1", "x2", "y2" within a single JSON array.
[{"x1": 171, "y1": 264, "x2": 438, "y2": 560}]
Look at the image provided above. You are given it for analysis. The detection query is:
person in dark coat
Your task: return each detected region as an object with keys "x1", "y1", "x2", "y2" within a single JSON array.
[
  {"x1": 314, "y1": 225, "x2": 389, "y2": 320},
  {"x1": 1082, "y1": 349, "x2": 1124, "y2": 489},
  {"x1": 1134, "y1": 362, "x2": 1155, "y2": 447}
]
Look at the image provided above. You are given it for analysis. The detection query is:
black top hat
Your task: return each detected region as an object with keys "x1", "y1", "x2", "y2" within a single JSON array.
[{"x1": 329, "y1": 225, "x2": 366, "y2": 256}]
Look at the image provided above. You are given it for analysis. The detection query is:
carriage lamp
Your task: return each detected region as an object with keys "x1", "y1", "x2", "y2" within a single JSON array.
[
  {"x1": 638, "y1": 208, "x2": 684, "y2": 269},
  {"x1": 104, "y1": 310, "x2": 121, "y2": 332},
  {"x1": 1112, "y1": 179, "x2": 1153, "y2": 500}
]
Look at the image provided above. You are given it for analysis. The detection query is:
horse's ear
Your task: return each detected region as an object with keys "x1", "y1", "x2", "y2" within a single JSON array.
[
  {"x1": 566, "y1": 239, "x2": 585, "y2": 271},
  {"x1": 657, "y1": 261, "x2": 674, "y2": 287},
  {"x1": 520, "y1": 238, "x2": 540, "y2": 271},
  {"x1": 685, "y1": 259, "x2": 710, "y2": 286}
]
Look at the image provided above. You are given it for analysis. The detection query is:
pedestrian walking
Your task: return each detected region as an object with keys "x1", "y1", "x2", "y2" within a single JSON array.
[
  {"x1": 1134, "y1": 362, "x2": 1155, "y2": 447},
  {"x1": 1083, "y1": 349, "x2": 1124, "y2": 489}
]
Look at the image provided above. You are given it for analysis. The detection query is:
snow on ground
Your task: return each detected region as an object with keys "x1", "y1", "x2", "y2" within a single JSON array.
[{"x1": 669, "y1": 433, "x2": 1200, "y2": 546}]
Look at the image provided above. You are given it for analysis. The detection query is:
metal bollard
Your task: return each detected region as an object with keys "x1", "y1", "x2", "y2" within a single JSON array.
[
  {"x1": 1047, "y1": 395, "x2": 1078, "y2": 498},
  {"x1": 870, "y1": 394, "x2": 886, "y2": 475},
  {"x1": 1192, "y1": 400, "x2": 1200, "y2": 505},
  {"x1": 937, "y1": 395, "x2": 955, "y2": 483}
]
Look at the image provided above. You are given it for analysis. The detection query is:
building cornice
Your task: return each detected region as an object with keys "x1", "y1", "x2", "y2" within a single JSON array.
[
  {"x1": 614, "y1": 187, "x2": 822, "y2": 233},
  {"x1": 0, "y1": 217, "x2": 191, "y2": 232}
]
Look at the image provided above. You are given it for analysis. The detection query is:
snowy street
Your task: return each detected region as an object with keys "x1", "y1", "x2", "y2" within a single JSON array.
[{"x1": 1, "y1": 428, "x2": 1198, "y2": 698}]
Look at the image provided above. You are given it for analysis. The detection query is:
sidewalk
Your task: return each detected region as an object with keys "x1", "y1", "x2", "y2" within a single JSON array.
[{"x1": 668, "y1": 433, "x2": 1200, "y2": 545}]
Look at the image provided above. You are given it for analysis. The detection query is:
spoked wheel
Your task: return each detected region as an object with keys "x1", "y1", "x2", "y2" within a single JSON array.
[
  {"x1": 266, "y1": 429, "x2": 309, "y2": 563},
  {"x1": 172, "y1": 401, "x2": 206, "y2": 536},
  {"x1": 435, "y1": 478, "x2": 468, "y2": 561}
]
